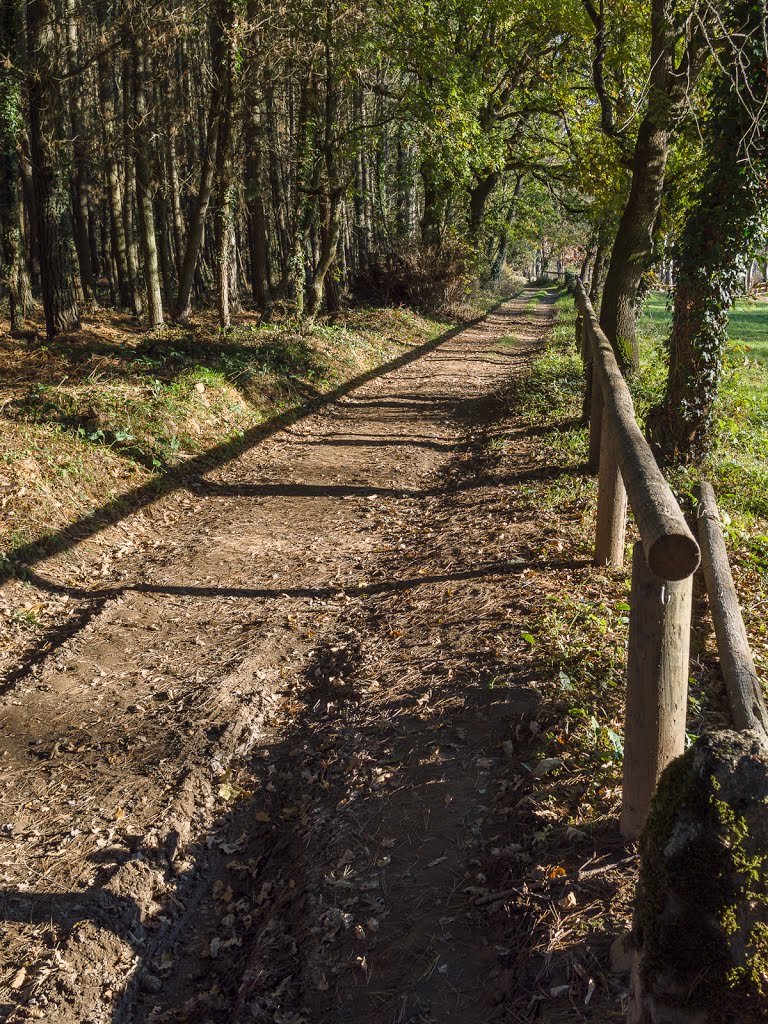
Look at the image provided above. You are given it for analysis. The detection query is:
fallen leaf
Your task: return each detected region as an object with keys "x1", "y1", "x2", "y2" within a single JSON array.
[
  {"x1": 533, "y1": 757, "x2": 562, "y2": 778},
  {"x1": 218, "y1": 782, "x2": 238, "y2": 802}
]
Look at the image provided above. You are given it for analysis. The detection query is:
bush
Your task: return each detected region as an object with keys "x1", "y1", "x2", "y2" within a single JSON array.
[{"x1": 352, "y1": 237, "x2": 474, "y2": 314}]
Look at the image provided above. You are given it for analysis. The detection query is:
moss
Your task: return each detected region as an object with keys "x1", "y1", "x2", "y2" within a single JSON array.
[
  {"x1": 635, "y1": 737, "x2": 768, "y2": 1022},
  {"x1": 722, "y1": 905, "x2": 739, "y2": 936},
  {"x1": 729, "y1": 923, "x2": 768, "y2": 998}
]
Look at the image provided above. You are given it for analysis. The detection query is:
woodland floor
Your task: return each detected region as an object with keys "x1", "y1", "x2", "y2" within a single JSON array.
[{"x1": 0, "y1": 289, "x2": 633, "y2": 1024}]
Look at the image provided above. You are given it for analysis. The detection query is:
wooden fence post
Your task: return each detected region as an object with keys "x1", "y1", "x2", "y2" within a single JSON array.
[
  {"x1": 594, "y1": 411, "x2": 627, "y2": 566},
  {"x1": 620, "y1": 542, "x2": 692, "y2": 838},
  {"x1": 587, "y1": 346, "x2": 602, "y2": 473},
  {"x1": 577, "y1": 301, "x2": 602, "y2": 473}
]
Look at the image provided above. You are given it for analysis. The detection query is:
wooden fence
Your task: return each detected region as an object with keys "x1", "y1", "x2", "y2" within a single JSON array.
[
  {"x1": 573, "y1": 277, "x2": 768, "y2": 836},
  {"x1": 574, "y1": 279, "x2": 701, "y2": 838},
  {"x1": 572, "y1": 278, "x2": 768, "y2": 1019}
]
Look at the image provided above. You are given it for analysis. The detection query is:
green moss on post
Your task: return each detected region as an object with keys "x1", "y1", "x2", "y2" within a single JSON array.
[{"x1": 630, "y1": 730, "x2": 768, "y2": 1024}]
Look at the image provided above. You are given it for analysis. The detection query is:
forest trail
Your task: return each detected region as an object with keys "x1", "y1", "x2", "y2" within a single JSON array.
[{"x1": 0, "y1": 289, "x2": 613, "y2": 1024}]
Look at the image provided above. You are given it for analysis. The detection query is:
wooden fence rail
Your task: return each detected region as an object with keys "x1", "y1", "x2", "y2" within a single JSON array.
[
  {"x1": 573, "y1": 279, "x2": 701, "y2": 838},
  {"x1": 575, "y1": 279, "x2": 700, "y2": 581},
  {"x1": 696, "y1": 481, "x2": 768, "y2": 740}
]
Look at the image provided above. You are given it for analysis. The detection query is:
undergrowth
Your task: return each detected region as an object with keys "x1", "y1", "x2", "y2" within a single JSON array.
[
  {"x1": 633, "y1": 297, "x2": 768, "y2": 678},
  {"x1": 488, "y1": 292, "x2": 630, "y2": 837},
  {"x1": 498, "y1": 288, "x2": 768, "y2": 772}
]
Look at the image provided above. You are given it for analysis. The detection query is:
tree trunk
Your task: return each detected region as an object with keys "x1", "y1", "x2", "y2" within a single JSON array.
[
  {"x1": 96, "y1": 7, "x2": 134, "y2": 312},
  {"x1": 589, "y1": 235, "x2": 610, "y2": 307},
  {"x1": 468, "y1": 170, "x2": 499, "y2": 243},
  {"x1": 175, "y1": 0, "x2": 233, "y2": 321},
  {"x1": 174, "y1": 0, "x2": 231, "y2": 322},
  {"x1": 65, "y1": 0, "x2": 96, "y2": 303},
  {"x1": 646, "y1": 0, "x2": 768, "y2": 463},
  {"x1": 87, "y1": 188, "x2": 100, "y2": 278},
  {"x1": 306, "y1": 12, "x2": 342, "y2": 318},
  {"x1": 395, "y1": 137, "x2": 415, "y2": 241},
  {"x1": 579, "y1": 240, "x2": 595, "y2": 285},
  {"x1": 265, "y1": 71, "x2": 291, "y2": 285},
  {"x1": 26, "y1": 0, "x2": 80, "y2": 337},
  {"x1": 122, "y1": 66, "x2": 143, "y2": 317},
  {"x1": 245, "y1": 141, "x2": 271, "y2": 308},
  {"x1": 420, "y1": 157, "x2": 445, "y2": 248},
  {"x1": 156, "y1": 192, "x2": 174, "y2": 304},
  {"x1": 598, "y1": 0, "x2": 700, "y2": 373},
  {"x1": 213, "y1": 1, "x2": 236, "y2": 330},
  {"x1": 352, "y1": 88, "x2": 370, "y2": 271},
  {"x1": 491, "y1": 175, "x2": 523, "y2": 281},
  {"x1": 599, "y1": 120, "x2": 669, "y2": 371},
  {"x1": 307, "y1": 200, "x2": 341, "y2": 317},
  {"x1": 133, "y1": 44, "x2": 164, "y2": 328},
  {"x1": 0, "y1": 0, "x2": 26, "y2": 331},
  {"x1": 166, "y1": 134, "x2": 185, "y2": 280}
]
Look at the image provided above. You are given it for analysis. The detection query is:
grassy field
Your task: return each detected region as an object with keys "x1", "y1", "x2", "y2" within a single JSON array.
[
  {"x1": 634, "y1": 291, "x2": 768, "y2": 547},
  {"x1": 641, "y1": 289, "x2": 768, "y2": 362}
]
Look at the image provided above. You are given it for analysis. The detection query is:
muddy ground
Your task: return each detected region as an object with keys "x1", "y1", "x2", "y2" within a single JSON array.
[{"x1": 0, "y1": 289, "x2": 631, "y2": 1023}]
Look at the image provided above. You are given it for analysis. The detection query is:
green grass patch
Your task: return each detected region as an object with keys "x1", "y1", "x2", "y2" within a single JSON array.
[
  {"x1": 501, "y1": 287, "x2": 768, "y2": 735},
  {"x1": 637, "y1": 292, "x2": 768, "y2": 566},
  {"x1": 483, "y1": 289, "x2": 631, "y2": 833},
  {"x1": 642, "y1": 289, "x2": 768, "y2": 363}
]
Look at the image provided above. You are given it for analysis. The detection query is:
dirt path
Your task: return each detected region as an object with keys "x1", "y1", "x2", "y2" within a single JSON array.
[{"x1": 0, "y1": 289, "x2": 606, "y2": 1024}]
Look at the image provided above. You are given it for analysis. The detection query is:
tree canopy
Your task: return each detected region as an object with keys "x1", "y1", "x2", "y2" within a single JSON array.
[{"x1": 0, "y1": 0, "x2": 766, "y2": 457}]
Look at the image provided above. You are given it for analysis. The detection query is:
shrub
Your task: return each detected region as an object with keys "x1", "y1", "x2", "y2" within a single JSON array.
[{"x1": 352, "y1": 237, "x2": 474, "y2": 314}]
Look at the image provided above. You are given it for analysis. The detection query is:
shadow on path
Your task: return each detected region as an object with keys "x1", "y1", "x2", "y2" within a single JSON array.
[{"x1": 3, "y1": 300, "x2": 518, "y2": 585}]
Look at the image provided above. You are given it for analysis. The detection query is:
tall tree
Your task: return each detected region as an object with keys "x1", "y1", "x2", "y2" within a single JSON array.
[
  {"x1": 0, "y1": 0, "x2": 31, "y2": 331},
  {"x1": 96, "y1": 0, "x2": 139, "y2": 313},
  {"x1": 26, "y1": 0, "x2": 80, "y2": 337},
  {"x1": 65, "y1": 0, "x2": 97, "y2": 304},
  {"x1": 174, "y1": 0, "x2": 232, "y2": 322},
  {"x1": 132, "y1": 40, "x2": 164, "y2": 328},
  {"x1": 585, "y1": 0, "x2": 708, "y2": 371},
  {"x1": 647, "y1": 0, "x2": 768, "y2": 461}
]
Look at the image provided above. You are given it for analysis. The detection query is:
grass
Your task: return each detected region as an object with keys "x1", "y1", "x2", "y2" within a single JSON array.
[
  {"x1": 636, "y1": 291, "x2": 768, "y2": 537},
  {"x1": 642, "y1": 289, "x2": 768, "y2": 362},
  {"x1": 468, "y1": 289, "x2": 768, "y2": 1009},
  {"x1": 486, "y1": 286, "x2": 768, "y2": 1020},
  {"x1": 489, "y1": 290, "x2": 631, "y2": 777}
]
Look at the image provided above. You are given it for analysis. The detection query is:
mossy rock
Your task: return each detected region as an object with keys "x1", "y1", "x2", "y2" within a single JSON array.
[{"x1": 630, "y1": 730, "x2": 768, "y2": 1024}]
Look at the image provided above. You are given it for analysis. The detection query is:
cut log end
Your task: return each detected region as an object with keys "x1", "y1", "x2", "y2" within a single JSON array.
[{"x1": 645, "y1": 533, "x2": 700, "y2": 582}]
